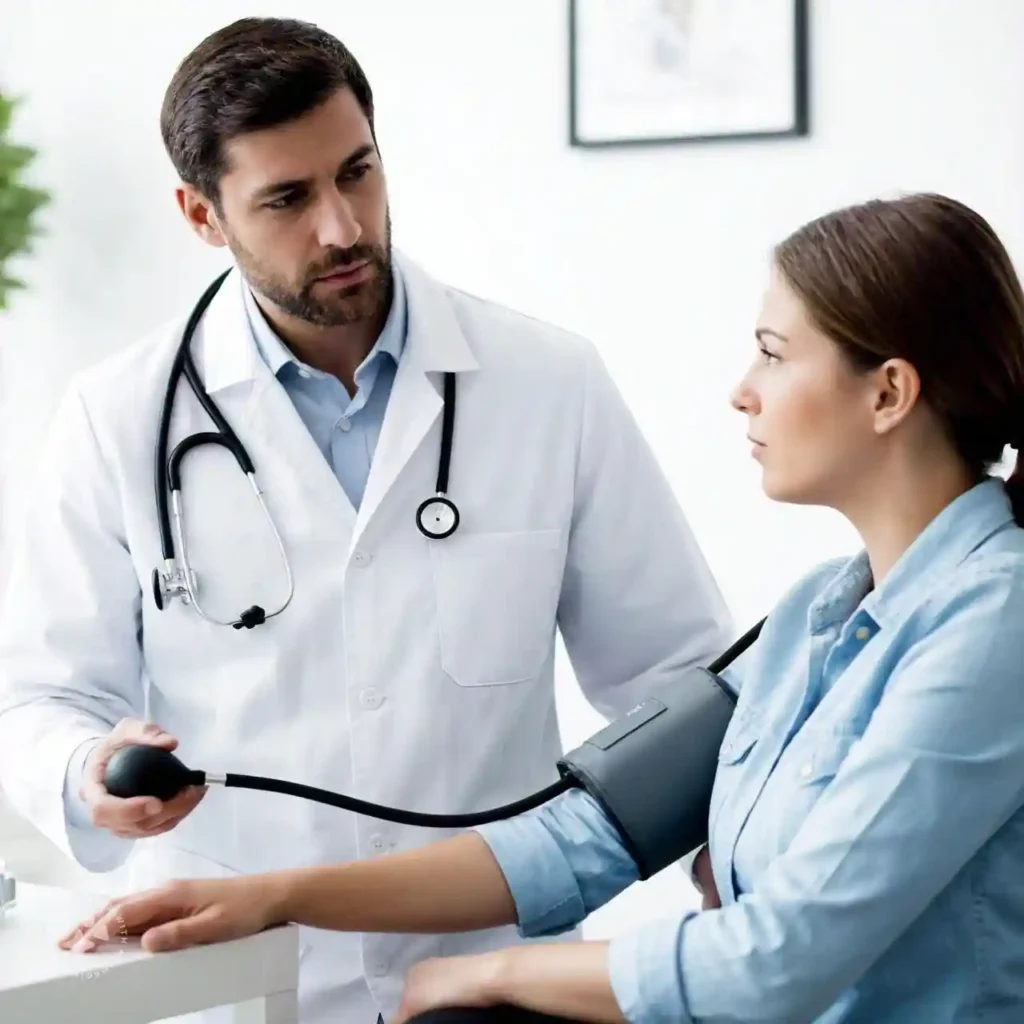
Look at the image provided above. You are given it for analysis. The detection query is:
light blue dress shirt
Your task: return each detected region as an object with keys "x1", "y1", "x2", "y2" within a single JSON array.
[
  {"x1": 62, "y1": 267, "x2": 408, "y2": 828},
  {"x1": 241, "y1": 265, "x2": 407, "y2": 509},
  {"x1": 476, "y1": 477, "x2": 1024, "y2": 1022}
]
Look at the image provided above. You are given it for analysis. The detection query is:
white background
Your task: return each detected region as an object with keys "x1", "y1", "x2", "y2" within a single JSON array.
[{"x1": 1, "y1": 0, "x2": 1024, "y2": 936}]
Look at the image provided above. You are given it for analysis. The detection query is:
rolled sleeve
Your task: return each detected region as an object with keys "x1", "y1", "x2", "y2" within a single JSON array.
[
  {"x1": 475, "y1": 787, "x2": 639, "y2": 937},
  {"x1": 608, "y1": 913, "x2": 698, "y2": 1024},
  {"x1": 475, "y1": 811, "x2": 588, "y2": 936}
]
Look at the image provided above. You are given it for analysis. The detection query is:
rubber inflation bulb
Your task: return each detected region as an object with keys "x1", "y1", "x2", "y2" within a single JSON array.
[{"x1": 104, "y1": 746, "x2": 203, "y2": 801}]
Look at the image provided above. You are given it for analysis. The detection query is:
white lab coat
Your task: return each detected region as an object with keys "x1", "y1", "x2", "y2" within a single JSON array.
[{"x1": 0, "y1": 252, "x2": 731, "y2": 1023}]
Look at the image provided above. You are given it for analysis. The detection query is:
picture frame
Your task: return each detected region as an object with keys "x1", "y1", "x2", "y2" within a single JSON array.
[{"x1": 569, "y1": 0, "x2": 810, "y2": 148}]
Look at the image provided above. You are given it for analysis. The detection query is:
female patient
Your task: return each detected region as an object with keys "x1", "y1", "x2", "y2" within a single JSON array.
[{"x1": 62, "y1": 192, "x2": 1024, "y2": 1023}]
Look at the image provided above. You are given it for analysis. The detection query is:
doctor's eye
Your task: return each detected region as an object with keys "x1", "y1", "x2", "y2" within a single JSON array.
[
  {"x1": 339, "y1": 163, "x2": 371, "y2": 185},
  {"x1": 265, "y1": 192, "x2": 305, "y2": 211},
  {"x1": 757, "y1": 340, "x2": 781, "y2": 364}
]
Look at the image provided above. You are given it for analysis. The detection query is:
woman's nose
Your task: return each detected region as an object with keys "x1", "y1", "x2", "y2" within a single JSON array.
[{"x1": 730, "y1": 379, "x2": 758, "y2": 414}]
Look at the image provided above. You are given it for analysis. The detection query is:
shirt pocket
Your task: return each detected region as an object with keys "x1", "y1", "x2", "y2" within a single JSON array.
[
  {"x1": 429, "y1": 528, "x2": 566, "y2": 687},
  {"x1": 771, "y1": 728, "x2": 861, "y2": 853},
  {"x1": 709, "y1": 710, "x2": 759, "y2": 837},
  {"x1": 794, "y1": 728, "x2": 860, "y2": 788}
]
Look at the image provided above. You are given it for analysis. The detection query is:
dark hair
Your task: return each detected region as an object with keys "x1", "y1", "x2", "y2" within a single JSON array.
[
  {"x1": 774, "y1": 192, "x2": 1024, "y2": 526},
  {"x1": 160, "y1": 17, "x2": 375, "y2": 208}
]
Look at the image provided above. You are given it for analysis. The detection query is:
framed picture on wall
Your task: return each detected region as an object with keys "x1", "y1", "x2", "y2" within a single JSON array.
[{"x1": 569, "y1": 0, "x2": 809, "y2": 148}]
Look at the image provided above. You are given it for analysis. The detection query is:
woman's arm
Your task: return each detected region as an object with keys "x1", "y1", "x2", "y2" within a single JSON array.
[
  {"x1": 58, "y1": 788, "x2": 639, "y2": 955},
  {"x1": 59, "y1": 831, "x2": 518, "y2": 953},
  {"x1": 267, "y1": 832, "x2": 517, "y2": 933}
]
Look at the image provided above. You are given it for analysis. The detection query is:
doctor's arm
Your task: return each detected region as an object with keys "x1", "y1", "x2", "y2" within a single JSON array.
[
  {"x1": 0, "y1": 383, "x2": 177, "y2": 870},
  {"x1": 557, "y1": 341, "x2": 733, "y2": 720}
]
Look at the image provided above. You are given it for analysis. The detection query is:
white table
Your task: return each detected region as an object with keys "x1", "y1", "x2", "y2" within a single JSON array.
[{"x1": 0, "y1": 882, "x2": 299, "y2": 1022}]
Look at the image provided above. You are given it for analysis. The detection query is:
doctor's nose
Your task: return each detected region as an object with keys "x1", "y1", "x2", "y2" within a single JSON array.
[{"x1": 315, "y1": 194, "x2": 362, "y2": 250}]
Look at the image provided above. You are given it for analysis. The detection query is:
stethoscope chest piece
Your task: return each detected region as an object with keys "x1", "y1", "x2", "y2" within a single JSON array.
[{"x1": 416, "y1": 495, "x2": 460, "y2": 539}]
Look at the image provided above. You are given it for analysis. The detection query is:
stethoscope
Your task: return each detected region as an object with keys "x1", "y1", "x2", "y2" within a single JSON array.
[{"x1": 151, "y1": 268, "x2": 461, "y2": 630}]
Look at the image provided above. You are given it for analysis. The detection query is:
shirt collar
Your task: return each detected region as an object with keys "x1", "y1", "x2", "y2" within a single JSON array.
[
  {"x1": 808, "y1": 477, "x2": 1017, "y2": 632},
  {"x1": 242, "y1": 261, "x2": 407, "y2": 381}
]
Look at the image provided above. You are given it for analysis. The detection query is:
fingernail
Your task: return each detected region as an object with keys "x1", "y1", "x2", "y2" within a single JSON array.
[
  {"x1": 72, "y1": 937, "x2": 97, "y2": 953},
  {"x1": 93, "y1": 922, "x2": 111, "y2": 941}
]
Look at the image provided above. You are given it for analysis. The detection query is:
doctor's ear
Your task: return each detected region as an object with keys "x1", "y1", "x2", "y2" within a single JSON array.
[{"x1": 175, "y1": 185, "x2": 228, "y2": 249}]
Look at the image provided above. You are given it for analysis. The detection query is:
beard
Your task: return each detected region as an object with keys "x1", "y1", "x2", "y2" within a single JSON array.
[{"x1": 228, "y1": 209, "x2": 392, "y2": 328}]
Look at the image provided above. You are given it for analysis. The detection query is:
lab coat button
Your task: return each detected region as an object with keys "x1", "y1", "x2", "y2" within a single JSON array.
[
  {"x1": 855, "y1": 626, "x2": 870, "y2": 641},
  {"x1": 352, "y1": 549, "x2": 371, "y2": 567},
  {"x1": 361, "y1": 688, "x2": 384, "y2": 709},
  {"x1": 799, "y1": 762, "x2": 812, "y2": 778},
  {"x1": 372, "y1": 961, "x2": 389, "y2": 977},
  {"x1": 369, "y1": 834, "x2": 385, "y2": 851}
]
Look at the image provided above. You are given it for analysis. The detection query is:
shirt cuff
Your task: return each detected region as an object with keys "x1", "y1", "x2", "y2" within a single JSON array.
[
  {"x1": 607, "y1": 913, "x2": 697, "y2": 1024},
  {"x1": 474, "y1": 813, "x2": 586, "y2": 937}
]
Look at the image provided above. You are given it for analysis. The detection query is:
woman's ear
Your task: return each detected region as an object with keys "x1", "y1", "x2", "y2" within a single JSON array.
[{"x1": 872, "y1": 358, "x2": 921, "y2": 436}]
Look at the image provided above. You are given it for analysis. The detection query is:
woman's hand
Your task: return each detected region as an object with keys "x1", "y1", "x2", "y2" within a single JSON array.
[
  {"x1": 57, "y1": 876, "x2": 283, "y2": 954},
  {"x1": 395, "y1": 944, "x2": 627, "y2": 1023},
  {"x1": 693, "y1": 845, "x2": 721, "y2": 910},
  {"x1": 394, "y1": 952, "x2": 505, "y2": 1023}
]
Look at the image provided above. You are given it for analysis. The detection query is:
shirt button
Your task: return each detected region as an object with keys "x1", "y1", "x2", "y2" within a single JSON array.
[
  {"x1": 854, "y1": 626, "x2": 870, "y2": 641},
  {"x1": 337, "y1": 417, "x2": 352, "y2": 433},
  {"x1": 361, "y1": 688, "x2": 384, "y2": 709},
  {"x1": 372, "y1": 961, "x2": 389, "y2": 977},
  {"x1": 352, "y1": 549, "x2": 371, "y2": 567},
  {"x1": 297, "y1": 368, "x2": 312, "y2": 379},
  {"x1": 799, "y1": 762, "x2": 813, "y2": 778},
  {"x1": 369, "y1": 834, "x2": 385, "y2": 852}
]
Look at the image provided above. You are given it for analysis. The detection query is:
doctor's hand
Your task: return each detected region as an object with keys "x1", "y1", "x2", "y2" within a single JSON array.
[
  {"x1": 81, "y1": 718, "x2": 207, "y2": 839},
  {"x1": 57, "y1": 876, "x2": 275, "y2": 954}
]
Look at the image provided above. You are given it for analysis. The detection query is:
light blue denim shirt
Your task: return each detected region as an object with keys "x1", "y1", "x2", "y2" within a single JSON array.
[
  {"x1": 476, "y1": 477, "x2": 1024, "y2": 1023},
  {"x1": 242, "y1": 264, "x2": 407, "y2": 509}
]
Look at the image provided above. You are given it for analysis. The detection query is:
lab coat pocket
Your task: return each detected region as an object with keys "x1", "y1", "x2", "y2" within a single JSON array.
[{"x1": 430, "y1": 528, "x2": 565, "y2": 686}]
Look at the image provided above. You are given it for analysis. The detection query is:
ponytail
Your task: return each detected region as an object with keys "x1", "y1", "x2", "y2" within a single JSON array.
[{"x1": 1007, "y1": 446, "x2": 1024, "y2": 526}]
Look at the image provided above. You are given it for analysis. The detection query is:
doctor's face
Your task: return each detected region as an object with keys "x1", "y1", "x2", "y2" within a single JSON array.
[
  {"x1": 730, "y1": 267, "x2": 882, "y2": 507},
  {"x1": 203, "y1": 87, "x2": 391, "y2": 328}
]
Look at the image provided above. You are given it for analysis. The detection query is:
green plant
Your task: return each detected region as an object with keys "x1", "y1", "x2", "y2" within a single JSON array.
[{"x1": 0, "y1": 90, "x2": 50, "y2": 310}]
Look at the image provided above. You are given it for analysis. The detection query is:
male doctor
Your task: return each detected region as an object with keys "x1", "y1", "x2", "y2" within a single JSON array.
[{"x1": 0, "y1": 17, "x2": 731, "y2": 1024}]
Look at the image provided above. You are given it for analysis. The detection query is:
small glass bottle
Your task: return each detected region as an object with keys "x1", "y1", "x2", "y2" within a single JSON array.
[{"x1": 0, "y1": 856, "x2": 15, "y2": 925}]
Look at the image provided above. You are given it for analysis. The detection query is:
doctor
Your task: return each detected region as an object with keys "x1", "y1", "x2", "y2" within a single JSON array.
[{"x1": 0, "y1": 16, "x2": 730, "y2": 1024}]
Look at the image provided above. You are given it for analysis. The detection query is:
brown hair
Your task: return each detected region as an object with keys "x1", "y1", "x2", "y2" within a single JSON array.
[
  {"x1": 160, "y1": 17, "x2": 375, "y2": 210},
  {"x1": 774, "y1": 192, "x2": 1024, "y2": 525}
]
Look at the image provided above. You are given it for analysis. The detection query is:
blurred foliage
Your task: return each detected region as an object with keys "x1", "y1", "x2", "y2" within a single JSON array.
[{"x1": 0, "y1": 90, "x2": 50, "y2": 310}]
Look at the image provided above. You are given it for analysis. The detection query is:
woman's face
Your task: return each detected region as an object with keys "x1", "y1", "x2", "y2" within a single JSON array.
[{"x1": 731, "y1": 267, "x2": 883, "y2": 507}]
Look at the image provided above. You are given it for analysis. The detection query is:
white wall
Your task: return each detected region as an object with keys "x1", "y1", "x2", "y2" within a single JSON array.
[{"x1": 2, "y1": 0, "x2": 1024, "y2": 932}]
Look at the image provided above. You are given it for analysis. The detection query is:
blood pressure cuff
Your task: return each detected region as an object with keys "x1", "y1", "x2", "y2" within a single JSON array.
[{"x1": 556, "y1": 666, "x2": 737, "y2": 880}]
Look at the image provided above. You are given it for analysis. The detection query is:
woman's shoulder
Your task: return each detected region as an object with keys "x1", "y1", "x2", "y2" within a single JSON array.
[{"x1": 913, "y1": 524, "x2": 1024, "y2": 631}]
